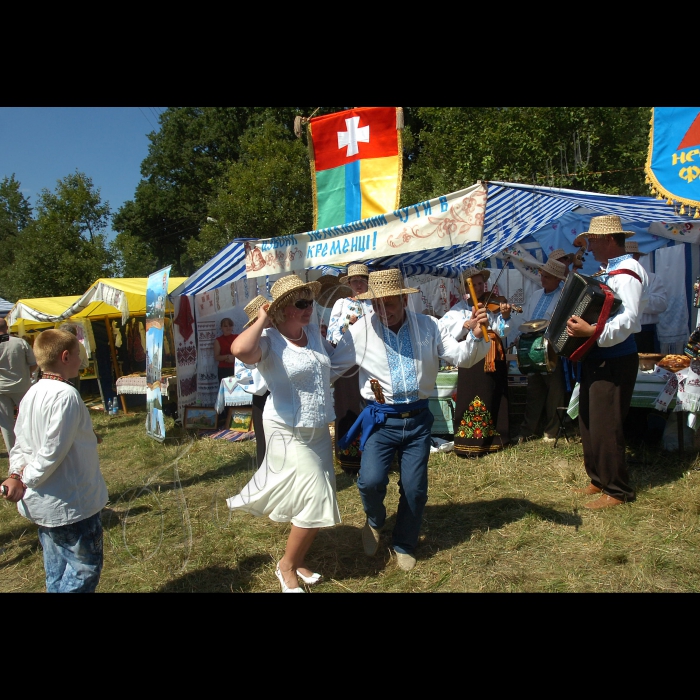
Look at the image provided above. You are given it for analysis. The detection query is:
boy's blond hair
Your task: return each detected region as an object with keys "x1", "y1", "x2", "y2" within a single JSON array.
[{"x1": 33, "y1": 329, "x2": 78, "y2": 370}]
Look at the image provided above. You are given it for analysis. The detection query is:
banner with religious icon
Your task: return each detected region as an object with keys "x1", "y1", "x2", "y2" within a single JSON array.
[
  {"x1": 307, "y1": 107, "x2": 403, "y2": 229},
  {"x1": 645, "y1": 107, "x2": 700, "y2": 217},
  {"x1": 244, "y1": 182, "x2": 487, "y2": 278},
  {"x1": 146, "y1": 266, "x2": 171, "y2": 441}
]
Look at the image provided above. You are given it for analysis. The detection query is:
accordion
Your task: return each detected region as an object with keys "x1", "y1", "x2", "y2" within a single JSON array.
[{"x1": 545, "y1": 272, "x2": 622, "y2": 359}]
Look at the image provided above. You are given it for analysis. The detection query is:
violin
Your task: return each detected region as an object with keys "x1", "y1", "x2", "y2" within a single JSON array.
[{"x1": 468, "y1": 294, "x2": 522, "y2": 314}]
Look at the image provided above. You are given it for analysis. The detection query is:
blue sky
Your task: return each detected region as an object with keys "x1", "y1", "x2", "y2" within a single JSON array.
[{"x1": 0, "y1": 107, "x2": 164, "y2": 241}]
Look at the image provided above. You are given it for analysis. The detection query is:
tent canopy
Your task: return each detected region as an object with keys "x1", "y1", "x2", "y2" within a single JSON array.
[
  {"x1": 169, "y1": 181, "x2": 698, "y2": 297},
  {"x1": 7, "y1": 278, "x2": 188, "y2": 327}
]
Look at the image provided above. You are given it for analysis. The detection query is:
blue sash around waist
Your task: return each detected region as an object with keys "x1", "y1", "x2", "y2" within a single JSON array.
[{"x1": 337, "y1": 398, "x2": 430, "y2": 452}]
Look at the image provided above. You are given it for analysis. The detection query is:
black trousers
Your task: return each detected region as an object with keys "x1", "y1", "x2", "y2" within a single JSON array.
[
  {"x1": 251, "y1": 391, "x2": 269, "y2": 469},
  {"x1": 578, "y1": 352, "x2": 638, "y2": 502}
]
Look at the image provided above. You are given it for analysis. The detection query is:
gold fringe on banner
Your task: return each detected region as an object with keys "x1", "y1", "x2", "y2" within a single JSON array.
[{"x1": 645, "y1": 107, "x2": 700, "y2": 213}]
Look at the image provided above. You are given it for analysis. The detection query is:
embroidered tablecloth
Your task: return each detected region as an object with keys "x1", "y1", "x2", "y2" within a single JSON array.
[{"x1": 116, "y1": 374, "x2": 177, "y2": 397}]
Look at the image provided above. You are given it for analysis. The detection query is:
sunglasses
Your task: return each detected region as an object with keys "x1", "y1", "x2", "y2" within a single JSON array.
[{"x1": 294, "y1": 299, "x2": 313, "y2": 310}]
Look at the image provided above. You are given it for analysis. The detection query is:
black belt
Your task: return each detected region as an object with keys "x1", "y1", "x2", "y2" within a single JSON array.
[{"x1": 393, "y1": 407, "x2": 427, "y2": 419}]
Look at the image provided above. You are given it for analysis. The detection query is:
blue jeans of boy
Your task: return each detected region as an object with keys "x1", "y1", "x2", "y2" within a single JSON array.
[
  {"x1": 358, "y1": 408, "x2": 434, "y2": 555},
  {"x1": 38, "y1": 511, "x2": 104, "y2": 593}
]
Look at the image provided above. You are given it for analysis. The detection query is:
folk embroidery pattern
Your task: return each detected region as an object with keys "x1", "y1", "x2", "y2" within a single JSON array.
[{"x1": 456, "y1": 395, "x2": 499, "y2": 439}]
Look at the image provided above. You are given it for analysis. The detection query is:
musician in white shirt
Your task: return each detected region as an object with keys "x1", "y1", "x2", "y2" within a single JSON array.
[
  {"x1": 331, "y1": 268, "x2": 489, "y2": 571},
  {"x1": 566, "y1": 216, "x2": 649, "y2": 510},
  {"x1": 513, "y1": 258, "x2": 568, "y2": 443}
]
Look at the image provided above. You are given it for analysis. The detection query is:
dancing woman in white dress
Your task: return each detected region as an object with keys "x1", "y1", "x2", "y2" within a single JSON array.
[{"x1": 228, "y1": 274, "x2": 340, "y2": 593}]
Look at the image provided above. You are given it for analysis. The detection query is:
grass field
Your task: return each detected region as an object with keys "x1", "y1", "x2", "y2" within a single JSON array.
[{"x1": 1, "y1": 407, "x2": 699, "y2": 593}]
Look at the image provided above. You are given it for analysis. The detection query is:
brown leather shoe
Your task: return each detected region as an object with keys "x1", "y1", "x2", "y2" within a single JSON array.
[
  {"x1": 583, "y1": 494, "x2": 625, "y2": 509},
  {"x1": 572, "y1": 483, "x2": 603, "y2": 495}
]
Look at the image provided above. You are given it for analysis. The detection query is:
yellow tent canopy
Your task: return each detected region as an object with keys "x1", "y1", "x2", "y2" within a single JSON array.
[{"x1": 6, "y1": 278, "x2": 188, "y2": 329}]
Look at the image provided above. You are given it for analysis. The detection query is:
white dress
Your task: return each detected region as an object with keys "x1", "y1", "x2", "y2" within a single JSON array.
[{"x1": 226, "y1": 324, "x2": 341, "y2": 529}]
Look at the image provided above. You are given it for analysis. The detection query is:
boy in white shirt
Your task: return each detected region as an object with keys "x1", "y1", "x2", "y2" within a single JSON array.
[{"x1": 1, "y1": 329, "x2": 108, "y2": 592}]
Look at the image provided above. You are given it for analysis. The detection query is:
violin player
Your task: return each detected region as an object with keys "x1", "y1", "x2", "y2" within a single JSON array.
[{"x1": 438, "y1": 266, "x2": 513, "y2": 458}]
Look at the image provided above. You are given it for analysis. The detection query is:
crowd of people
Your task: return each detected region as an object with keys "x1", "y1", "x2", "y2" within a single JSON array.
[{"x1": 0, "y1": 214, "x2": 658, "y2": 592}]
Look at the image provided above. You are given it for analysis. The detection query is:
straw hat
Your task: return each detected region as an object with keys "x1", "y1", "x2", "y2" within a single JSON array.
[
  {"x1": 548, "y1": 248, "x2": 572, "y2": 264},
  {"x1": 243, "y1": 294, "x2": 271, "y2": 329},
  {"x1": 538, "y1": 259, "x2": 567, "y2": 280},
  {"x1": 461, "y1": 266, "x2": 490, "y2": 282},
  {"x1": 625, "y1": 240, "x2": 647, "y2": 256},
  {"x1": 356, "y1": 269, "x2": 418, "y2": 300},
  {"x1": 339, "y1": 263, "x2": 370, "y2": 284},
  {"x1": 315, "y1": 275, "x2": 352, "y2": 308},
  {"x1": 267, "y1": 274, "x2": 322, "y2": 317},
  {"x1": 578, "y1": 215, "x2": 635, "y2": 239}
]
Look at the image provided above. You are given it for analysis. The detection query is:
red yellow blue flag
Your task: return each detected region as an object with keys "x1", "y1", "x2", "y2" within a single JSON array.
[
  {"x1": 308, "y1": 107, "x2": 403, "y2": 229},
  {"x1": 645, "y1": 107, "x2": 700, "y2": 217}
]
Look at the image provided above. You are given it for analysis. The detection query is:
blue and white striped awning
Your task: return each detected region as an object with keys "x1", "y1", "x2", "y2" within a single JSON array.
[
  {"x1": 169, "y1": 238, "x2": 251, "y2": 298},
  {"x1": 171, "y1": 182, "x2": 696, "y2": 295},
  {"x1": 365, "y1": 181, "x2": 695, "y2": 277}
]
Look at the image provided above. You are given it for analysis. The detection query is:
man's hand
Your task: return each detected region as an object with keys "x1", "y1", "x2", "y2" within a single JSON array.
[
  {"x1": 566, "y1": 315, "x2": 595, "y2": 338},
  {"x1": 500, "y1": 301, "x2": 512, "y2": 320},
  {"x1": 471, "y1": 305, "x2": 490, "y2": 339},
  {"x1": 349, "y1": 314, "x2": 358, "y2": 325}
]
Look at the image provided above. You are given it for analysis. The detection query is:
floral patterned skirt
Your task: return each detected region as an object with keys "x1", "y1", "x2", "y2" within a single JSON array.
[{"x1": 453, "y1": 361, "x2": 510, "y2": 458}]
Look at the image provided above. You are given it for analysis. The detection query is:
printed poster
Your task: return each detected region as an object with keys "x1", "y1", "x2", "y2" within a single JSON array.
[{"x1": 146, "y1": 266, "x2": 171, "y2": 441}]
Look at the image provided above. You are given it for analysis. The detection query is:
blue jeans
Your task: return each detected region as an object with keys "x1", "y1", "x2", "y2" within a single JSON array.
[
  {"x1": 358, "y1": 408, "x2": 434, "y2": 555},
  {"x1": 38, "y1": 511, "x2": 104, "y2": 593}
]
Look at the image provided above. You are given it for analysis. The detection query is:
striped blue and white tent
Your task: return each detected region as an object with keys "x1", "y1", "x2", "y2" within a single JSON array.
[{"x1": 170, "y1": 181, "x2": 699, "y2": 298}]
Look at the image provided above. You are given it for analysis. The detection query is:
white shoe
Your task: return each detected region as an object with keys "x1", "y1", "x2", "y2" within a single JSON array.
[
  {"x1": 275, "y1": 564, "x2": 304, "y2": 593},
  {"x1": 296, "y1": 570, "x2": 322, "y2": 586},
  {"x1": 362, "y1": 520, "x2": 381, "y2": 556},
  {"x1": 395, "y1": 552, "x2": 416, "y2": 571}
]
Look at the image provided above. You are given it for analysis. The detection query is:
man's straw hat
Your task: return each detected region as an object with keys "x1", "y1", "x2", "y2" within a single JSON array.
[
  {"x1": 578, "y1": 215, "x2": 635, "y2": 240},
  {"x1": 625, "y1": 240, "x2": 647, "y2": 256},
  {"x1": 548, "y1": 248, "x2": 574, "y2": 265},
  {"x1": 243, "y1": 294, "x2": 271, "y2": 329},
  {"x1": 267, "y1": 274, "x2": 322, "y2": 317},
  {"x1": 356, "y1": 268, "x2": 418, "y2": 300},
  {"x1": 315, "y1": 275, "x2": 352, "y2": 308},
  {"x1": 339, "y1": 263, "x2": 370, "y2": 284},
  {"x1": 461, "y1": 266, "x2": 491, "y2": 282},
  {"x1": 538, "y1": 259, "x2": 567, "y2": 280}
]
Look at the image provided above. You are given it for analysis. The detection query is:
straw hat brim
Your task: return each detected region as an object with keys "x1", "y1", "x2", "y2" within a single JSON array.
[
  {"x1": 356, "y1": 286, "x2": 419, "y2": 300},
  {"x1": 267, "y1": 280, "x2": 322, "y2": 316},
  {"x1": 462, "y1": 268, "x2": 491, "y2": 282},
  {"x1": 316, "y1": 283, "x2": 353, "y2": 308}
]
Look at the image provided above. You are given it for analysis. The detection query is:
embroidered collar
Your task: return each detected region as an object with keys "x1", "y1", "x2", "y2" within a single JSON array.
[
  {"x1": 606, "y1": 253, "x2": 634, "y2": 271},
  {"x1": 41, "y1": 372, "x2": 71, "y2": 384}
]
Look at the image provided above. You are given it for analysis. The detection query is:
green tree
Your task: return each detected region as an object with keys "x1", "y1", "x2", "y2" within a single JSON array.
[
  {"x1": 400, "y1": 107, "x2": 651, "y2": 204},
  {"x1": 0, "y1": 175, "x2": 32, "y2": 273},
  {"x1": 0, "y1": 171, "x2": 113, "y2": 299},
  {"x1": 111, "y1": 107, "x2": 342, "y2": 276},
  {"x1": 188, "y1": 119, "x2": 313, "y2": 267}
]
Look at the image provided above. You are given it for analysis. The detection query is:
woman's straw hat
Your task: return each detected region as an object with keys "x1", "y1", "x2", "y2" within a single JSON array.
[
  {"x1": 243, "y1": 294, "x2": 271, "y2": 329},
  {"x1": 548, "y1": 248, "x2": 576, "y2": 265},
  {"x1": 578, "y1": 215, "x2": 635, "y2": 239},
  {"x1": 538, "y1": 259, "x2": 567, "y2": 280},
  {"x1": 356, "y1": 268, "x2": 418, "y2": 300},
  {"x1": 338, "y1": 263, "x2": 370, "y2": 284},
  {"x1": 267, "y1": 274, "x2": 322, "y2": 317},
  {"x1": 315, "y1": 275, "x2": 352, "y2": 308},
  {"x1": 461, "y1": 266, "x2": 491, "y2": 282},
  {"x1": 624, "y1": 240, "x2": 647, "y2": 256}
]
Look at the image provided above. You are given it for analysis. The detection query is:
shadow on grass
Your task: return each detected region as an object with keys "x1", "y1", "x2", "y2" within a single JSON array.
[
  {"x1": 0, "y1": 523, "x2": 40, "y2": 568},
  {"x1": 626, "y1": 445, "x2": 700, "y2": 493},
  {"x1": 156, "y1": 554, "x2": 270, "y2": 593}
]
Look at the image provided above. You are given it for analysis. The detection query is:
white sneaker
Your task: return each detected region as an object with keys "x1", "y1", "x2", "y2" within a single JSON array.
[{"x1": 395, "y1": 552, "x2": 416, "y2": 571}]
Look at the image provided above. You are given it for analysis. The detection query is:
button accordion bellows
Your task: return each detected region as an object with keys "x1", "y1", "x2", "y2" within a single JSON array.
[{"x1": 544, "y1": 272, "x2": 623, "y2": 359}]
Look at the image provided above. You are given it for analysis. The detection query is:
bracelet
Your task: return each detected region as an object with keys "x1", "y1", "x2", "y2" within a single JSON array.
[{"x1": 8, "y1": 473, "x2": 26, "y2": 488}]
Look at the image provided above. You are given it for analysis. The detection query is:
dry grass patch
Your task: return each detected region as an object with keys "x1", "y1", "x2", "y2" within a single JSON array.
[{"x1": 1, "y1": 408, "x2": 700, "y2": 592}]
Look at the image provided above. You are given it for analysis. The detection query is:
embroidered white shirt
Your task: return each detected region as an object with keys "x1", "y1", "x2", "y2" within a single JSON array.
[
  {"x1": 326, "y1": 297, "x2": 374, "y2": 344},
  {"x1": 438, "y1": 299, "x2": 511, "y2": 342},
  {"x1": 255, "y1": 324, "x2": 335, "y2": 427},
  {"x1": 330, "y1": 310, "x2": 488, "y2": 405}
]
